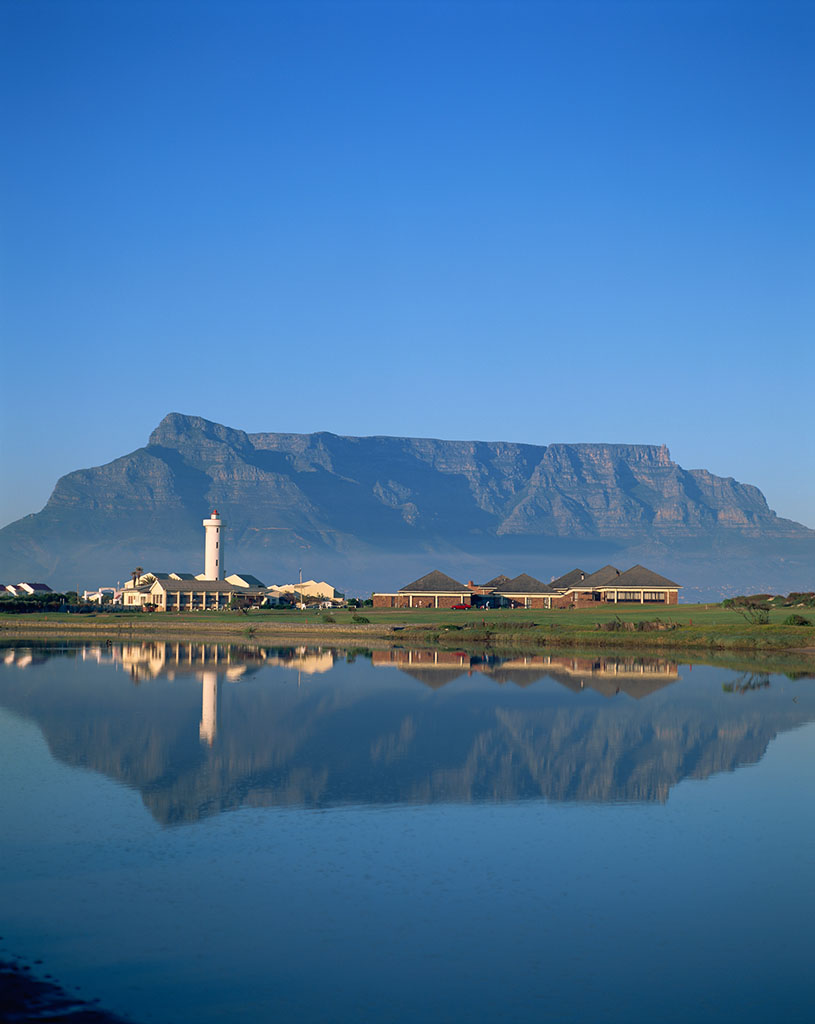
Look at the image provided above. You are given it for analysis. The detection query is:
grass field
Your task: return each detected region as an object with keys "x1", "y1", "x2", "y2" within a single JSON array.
[{"x1": 2, "y1": 602, "x2": 814, "y2": 657}]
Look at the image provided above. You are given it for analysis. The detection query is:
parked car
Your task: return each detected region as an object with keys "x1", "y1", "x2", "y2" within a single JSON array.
[{"x1": 451, "y1": 604, "x2": 472, "y2": 610}]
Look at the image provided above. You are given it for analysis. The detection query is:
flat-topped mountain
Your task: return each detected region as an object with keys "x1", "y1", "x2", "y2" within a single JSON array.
[{"x1": 1, "y1": 413, "x2": 813, "y2": 597}]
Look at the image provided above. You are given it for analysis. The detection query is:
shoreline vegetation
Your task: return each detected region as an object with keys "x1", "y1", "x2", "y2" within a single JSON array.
[{"x1": 2, "y1": 605, "x2": 814, "y2": 660}]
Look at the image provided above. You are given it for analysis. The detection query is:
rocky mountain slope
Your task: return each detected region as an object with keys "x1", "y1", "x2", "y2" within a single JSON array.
[{"x1": 1, "y1": 413, "x2": 813, "y2": 597}]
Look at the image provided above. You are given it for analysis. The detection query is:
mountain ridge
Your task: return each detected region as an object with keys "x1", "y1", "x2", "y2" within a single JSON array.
[{"x1": 1, "y1": 412, "x2": 813, "y2": 598}]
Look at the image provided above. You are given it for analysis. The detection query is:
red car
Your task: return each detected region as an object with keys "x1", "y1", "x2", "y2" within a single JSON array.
[{"x1": 451, "y1": 604, "x2": 472, "y2": 610}]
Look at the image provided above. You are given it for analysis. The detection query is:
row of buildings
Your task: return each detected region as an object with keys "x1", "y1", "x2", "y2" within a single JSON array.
[
  {"x1": 2, "y1": 582, "x2": 53, "y2": 597},
  {"x1": 114, "y1": 510, "x2": 344, "y2": 611},
  {"x1": 7, "y1": 512, "x2": 678, "y2": 613},
  {"x1": 122, "y1": 572, "x2": 344, "y2": 611},
  {"x1": 373, "y1": 565, "x2": 681, "y2": 609}
]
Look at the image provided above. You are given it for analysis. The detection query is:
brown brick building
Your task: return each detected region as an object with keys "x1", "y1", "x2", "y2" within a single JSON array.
[
  {"x1": 372, "y1": 570, "x2": 476, "y2": 609},
  {"x1": 373, "y1": 564, "x2": 680, "y2": 608}
]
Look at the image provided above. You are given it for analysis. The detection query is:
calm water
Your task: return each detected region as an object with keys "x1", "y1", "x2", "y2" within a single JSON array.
[{"x1": 1, "y1": 641, "x2": 814, "y2": 1023}]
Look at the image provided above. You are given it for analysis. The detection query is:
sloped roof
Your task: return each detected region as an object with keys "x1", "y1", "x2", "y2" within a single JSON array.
[
  {"x1": 549, "y1": 568, "x2": 586, "y2": 590},
  {"x1": 151, "y1": 579, "x2": 247, "y2": 593},
  {"x1": 598, "y1": 565, "x2": 681, "y2": 589},
  {"x1": 170, "y1": 572, "x2": 197, "y2": 580},
  {"x1": 399, "y1": 570, "x2": 468, "y2": 593},
  {"x1": 227, "y1": 573, "x2": 266, "y2": 587},
  {"x1": 572, "y1": 565, "x2": 621, "y2": 588},
  {"x1": 497, "y1": 573, "x2": 555, "y2": 594},
  {"x1": 481, "y1": 574, "x2": 511, "y2": 589}
]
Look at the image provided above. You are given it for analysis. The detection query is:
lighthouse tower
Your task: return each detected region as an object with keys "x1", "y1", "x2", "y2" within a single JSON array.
[{"x1": 203, "y1": 509, "x2": 224, "y2": 580}]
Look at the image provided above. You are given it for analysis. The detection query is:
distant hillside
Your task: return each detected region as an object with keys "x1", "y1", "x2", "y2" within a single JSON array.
[{"x1": 1, "y1": 412, "x2": 813, "y2": 599}]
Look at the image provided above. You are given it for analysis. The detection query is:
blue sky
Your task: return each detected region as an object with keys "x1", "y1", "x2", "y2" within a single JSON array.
[{"x1": 1, "y1": 0, "x2": 813, "y2": 528}]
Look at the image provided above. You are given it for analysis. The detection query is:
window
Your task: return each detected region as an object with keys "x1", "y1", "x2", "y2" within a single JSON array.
[
  {"x1": 617, "y1": 591, "x2": 639, "y2": 601},
  {"x1": 644, "y1": 591, "x2": 665, "y2": 602}
]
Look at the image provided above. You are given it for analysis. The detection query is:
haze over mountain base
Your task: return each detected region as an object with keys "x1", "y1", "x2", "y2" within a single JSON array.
[{"x1": 1, "y1": 413, "x2": 812, "y2": 600}]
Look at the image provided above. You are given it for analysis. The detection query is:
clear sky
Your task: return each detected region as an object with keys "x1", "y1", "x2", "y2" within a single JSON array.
[{"x1": 1, "y1": 0, "x2": 813, "y2": 529}]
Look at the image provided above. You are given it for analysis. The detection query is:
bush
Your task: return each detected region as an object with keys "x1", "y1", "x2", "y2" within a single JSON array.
[
  {"x1": 352, "y1": 614, "x2": 370, "y2": 624},
  {"x1": 782, "y1": 614, "x2": 812, "y2": 627},
  {"x1": 732, "y1": 600, "x2": 771, "y2": 624},
  {"x1": 322, "y1": 614, "x2": 336, "y2": 624}
]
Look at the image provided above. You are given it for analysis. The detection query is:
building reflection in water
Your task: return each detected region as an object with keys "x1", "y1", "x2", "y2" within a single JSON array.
[
  {"x1": 1, "y1": 642, "x2": 682, "y2": 756},
  {"x1": 371, "y1": 648, "x2": 679, "y2": 697},
  {"x1": 2, "y1": 642, "x2": 682, "y2": 686},
  {"x1": 2, "y1": 641, "x2": 813, "y2": 820},
  {"x1": 199, "y1": 669, "x2": 218, "y2": 745},
  {"x1": 75, "y1": 641, "x2": 338, "y2": 745}
]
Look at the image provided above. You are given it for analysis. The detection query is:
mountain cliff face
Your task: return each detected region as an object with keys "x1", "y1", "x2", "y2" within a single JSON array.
[{"x1": 1, "y1": 412, "x2": 813, "y2": 597}]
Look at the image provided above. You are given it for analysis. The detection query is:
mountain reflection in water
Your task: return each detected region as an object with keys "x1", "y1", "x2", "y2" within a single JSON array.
[{"x1": 1, "y1": 641, "x2": 812, "y2": 824}]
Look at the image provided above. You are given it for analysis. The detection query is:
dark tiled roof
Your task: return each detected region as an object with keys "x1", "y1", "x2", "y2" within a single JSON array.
[
  {"x1": 497, "y1": 573, "x2": 555, "y2": 594},
  {"x1": 170, "y1": 572, "x2": 197, "y2": 580},
  {"x1": 572, "y1": 565, "x2": 621, "y2": 588},
  {"x1": 599, "y1": 565, "x2": 681, "y2": 589},
  {"x1": 399, "y1": 570, "x2": 468, "y2": 593},
  {"x1": 481, "y1": 574, "x2": 511, "y2": 588},
  {"x1": 549, "y1": 568, "x2": 586, "y2": 590},
  {"x1": 152, "y1": 579, "x2": 246, "y2": 593}
]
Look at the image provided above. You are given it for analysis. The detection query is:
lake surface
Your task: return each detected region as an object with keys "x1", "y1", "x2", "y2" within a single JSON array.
[{"x1": 1, "y1": 640, "x2": 814, "y2": 1023}]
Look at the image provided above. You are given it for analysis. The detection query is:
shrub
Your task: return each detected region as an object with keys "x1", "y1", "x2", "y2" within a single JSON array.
[
  {"x1": 322, "y1": 614, "x2": 336, "y2": 624},
  {"x1": 352, "y1": 615, "x2": 370, "y2": 624},
  {"x1": 734, "y1": 601, "x2": 771, "y2": 624},
  {"x1": 782, "y1": 614, "x2": 812, "y2": 626}
]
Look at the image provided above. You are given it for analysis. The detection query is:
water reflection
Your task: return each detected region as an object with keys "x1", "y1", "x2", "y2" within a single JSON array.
[
  {"x1": 1, "y1": 641, "x2": 813, "y2": 822},
  {"x1": 372, "y1": 647, "x2": 680, "y2": 695}
]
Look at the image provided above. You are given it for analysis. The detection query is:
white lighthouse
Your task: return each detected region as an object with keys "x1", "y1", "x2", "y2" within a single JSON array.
[{"x1": 203, "y1": 509, "x2": 224, "y2": 580}]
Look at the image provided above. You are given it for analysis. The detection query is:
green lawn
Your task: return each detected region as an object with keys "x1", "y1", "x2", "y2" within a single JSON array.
[
  {"x1": 284, "y1": 602, "x2": 810, "y2": 628},
  {"x1": 2, "y1": 602, "x2": 813, "y2": 656},
  {"x1": 2, "y1": 602, "x2": 811, "y2": 628}
]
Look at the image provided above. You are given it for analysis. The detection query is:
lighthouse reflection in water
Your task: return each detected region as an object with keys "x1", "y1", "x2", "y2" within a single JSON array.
[{"x1": 1, "y1": 640, "x2": 814, "y2": 1024}]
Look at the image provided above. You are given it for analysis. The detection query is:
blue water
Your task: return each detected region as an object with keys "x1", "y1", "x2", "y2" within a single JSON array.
[{"x1": 1, "y1": 643, "x2": 813, "y2": 1022}]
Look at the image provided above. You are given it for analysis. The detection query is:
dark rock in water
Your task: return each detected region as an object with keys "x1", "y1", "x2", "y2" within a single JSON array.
[{"x1": 1, "y1": 412, "x2": 813, "y2": 598}]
